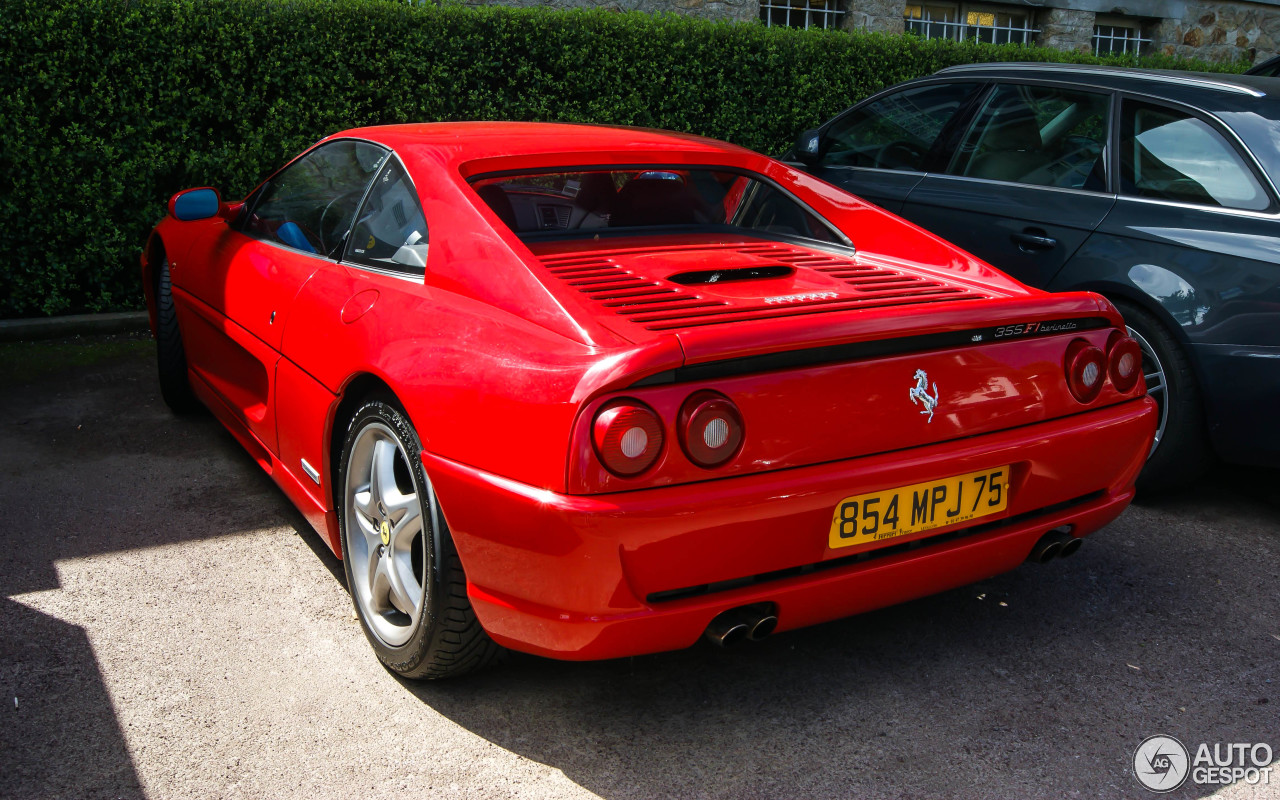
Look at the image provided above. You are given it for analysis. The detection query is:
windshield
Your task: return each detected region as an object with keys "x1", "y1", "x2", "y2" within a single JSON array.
[{"x1": 470, "y1": 168, "x2": 842, "y2": 244}]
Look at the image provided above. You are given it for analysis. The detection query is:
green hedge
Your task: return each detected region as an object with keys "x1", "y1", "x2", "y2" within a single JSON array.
[{"x1": 0, "y1": 0, "x2": 1247, "y2": 317}]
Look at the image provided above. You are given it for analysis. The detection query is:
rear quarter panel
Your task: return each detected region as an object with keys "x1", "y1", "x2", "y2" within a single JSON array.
[{"x1": 280, "y1": 262, "x2": 683, "y2": 494}]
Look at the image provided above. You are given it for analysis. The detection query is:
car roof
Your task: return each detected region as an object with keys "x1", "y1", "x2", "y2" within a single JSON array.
[
  {"x1": 330, "y1": 121, "x2": 754, "y2": 163},
  {"x1": 935, "y1": 62, "x2": 1280, "y2": 113}
]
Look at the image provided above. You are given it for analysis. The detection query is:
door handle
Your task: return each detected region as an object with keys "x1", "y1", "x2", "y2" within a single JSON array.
[{"x1": 1011, "y1": 230, "x2": 1058, "y2": 251}]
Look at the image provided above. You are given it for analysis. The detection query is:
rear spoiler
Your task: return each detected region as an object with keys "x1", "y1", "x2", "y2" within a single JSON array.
[{"x1": 575, "y1": 291, "x2": 1120, "y2": 396}]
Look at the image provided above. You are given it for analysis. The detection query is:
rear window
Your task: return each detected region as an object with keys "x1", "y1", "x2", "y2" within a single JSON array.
[{"x1": 469, "y1": 168, "x2": 843, "y2": 244}]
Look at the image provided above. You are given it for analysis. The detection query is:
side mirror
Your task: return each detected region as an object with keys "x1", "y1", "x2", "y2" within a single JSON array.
[
  {"x1": 168, "y1": 187, "x2": 223, "y2": 221},
  {"x1": 794, "y1": 129, "x2": 822, "y2": 167}
]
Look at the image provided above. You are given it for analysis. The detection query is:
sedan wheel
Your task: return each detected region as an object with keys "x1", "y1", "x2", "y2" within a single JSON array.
[
  {"x1": 1127, "y1": 324, "x2": 1167, "y2": 458},
  {"x1": 339, "y1": 398, "x2": 502, "y2": 678},
  {"x1": 1110, "y1": 298, "x2": 1210, "y2": 494}
]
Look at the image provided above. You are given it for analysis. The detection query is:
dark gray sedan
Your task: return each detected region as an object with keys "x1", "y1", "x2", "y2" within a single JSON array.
[{"x1": 789, "y1": 63, "x2": 1280, "y2": 491}]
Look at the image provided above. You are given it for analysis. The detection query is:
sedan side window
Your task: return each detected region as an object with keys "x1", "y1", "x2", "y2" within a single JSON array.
[
  {"x1": 949, "y1": 83, "x2": 1110, "y2": 191},
  {"x1": 819, "y1": 83, "x2": 981, "y2": 172},
  {"x1": 345, "y1": 158, "x2": 430, "y2": 275},
  {"x1": 243, "y1": 140, "x2": 388, "y2": 258},
  {"x1": 1119, "y1": 101, "x2": 1270, "y2": 211}
]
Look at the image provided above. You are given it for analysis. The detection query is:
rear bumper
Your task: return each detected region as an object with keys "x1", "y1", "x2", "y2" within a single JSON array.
[{"x1": 426, "y1": 397, "x2": 1155, "y2": 661}]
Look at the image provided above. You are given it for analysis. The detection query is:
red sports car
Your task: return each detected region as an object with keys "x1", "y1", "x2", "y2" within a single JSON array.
[{"x1": 142, "y1": 122, "x2": 1156, "y2": 679}]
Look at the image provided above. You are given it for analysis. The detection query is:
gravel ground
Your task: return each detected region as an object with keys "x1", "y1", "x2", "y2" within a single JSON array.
[{"x1": 1, "y1": 336, "x2": 1277, "y2": 800}]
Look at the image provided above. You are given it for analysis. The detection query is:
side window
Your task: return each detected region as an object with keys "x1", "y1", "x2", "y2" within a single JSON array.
[
  {"x1": 345, "y1": 158, "x2": 429, "y2": 274},
  {"x1": 243, "y1": 140, "x2": 387, "y2": 257},
  {"x1": 819, "y1": 82, "x2": 981, "y2": 171},
  {"x1": 730, "y1": 179, "x2": 839, "y2": 243},
  {"x1": 949, "y1": 83, "x2": 1110, "y2": 190},
  {"x1": 1120, "y1": 101, "x2": 1270, "y2": 211}
]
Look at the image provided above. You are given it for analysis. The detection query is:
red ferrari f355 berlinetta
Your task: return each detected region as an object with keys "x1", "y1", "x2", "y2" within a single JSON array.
[{"x1": 142, "y1": 123, "x2": 1156, "y2": 679}]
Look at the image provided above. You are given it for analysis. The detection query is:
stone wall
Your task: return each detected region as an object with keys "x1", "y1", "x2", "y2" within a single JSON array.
[
  {"x1": 844, "y1": 0, "x2": 1280, "y2": 65},
  {"x1": 1036, "y1": 7, "x2": 1095, "y2": 53},
  {"x1": 841, "y1": 0, "x2": 903, "y2": 34},
  {"x1": 460, "y1": 0, "x2": 1280, "y2": 65},
  {"x1": 464, "y1": 0, "x2": 758, "y2": 24},
  {"x1": 1157, "y1": 2, "x2": 1280, "y2": 63}
]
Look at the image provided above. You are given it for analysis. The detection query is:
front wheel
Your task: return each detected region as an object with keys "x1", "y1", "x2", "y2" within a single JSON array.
[
  {"x1": 155, "y1": 259, "x2": 199, "y2": 413},
  {"x1": 1110, "y1": 298, "x2": 1211, "y2": 494},
  {"x1": 338, "y1": 398, "x2": 502, "y2": 679}
]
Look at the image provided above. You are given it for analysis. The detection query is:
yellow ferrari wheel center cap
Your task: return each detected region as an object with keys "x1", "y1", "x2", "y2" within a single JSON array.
[{"x1": 379, "y1": 519, "x2": 390, "y2": 546}]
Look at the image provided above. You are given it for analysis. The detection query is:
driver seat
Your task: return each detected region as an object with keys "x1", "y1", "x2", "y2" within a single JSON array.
[
  {"x1": 275, "y1": 221, "x2": 317, "y2": 254},
  {"x1": 965, "y1": 107, "x2": 1046, "y2": 183}
]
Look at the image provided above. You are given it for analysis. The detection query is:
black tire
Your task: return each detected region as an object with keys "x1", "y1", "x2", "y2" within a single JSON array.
[
  {"x1": 338, "y1": 398, "x2": 502, "y2": 680},
  {"x1": 156, "y1": 259, "x2": 199, "y2": 413},
  {"x1": 1110, "y1": 298, "x2": 1212, "y2": 494}
]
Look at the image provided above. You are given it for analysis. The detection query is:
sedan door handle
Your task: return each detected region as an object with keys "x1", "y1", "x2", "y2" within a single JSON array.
[{"x1": 1010, "y1": 231, "x2": 1058, "y2": 251}]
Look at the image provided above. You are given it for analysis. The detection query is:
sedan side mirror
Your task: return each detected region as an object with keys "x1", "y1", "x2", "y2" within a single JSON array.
[
  {"x1": 169, "y1": 187, "x2": 224, "y2": 221},
  {"x1": 794, "y1": 129, "x2": 822, "y2": 167}
]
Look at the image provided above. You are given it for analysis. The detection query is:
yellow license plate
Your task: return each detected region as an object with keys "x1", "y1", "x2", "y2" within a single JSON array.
[{"x1": 828, "y1": 466, "x2": 1009, "y2": 549}]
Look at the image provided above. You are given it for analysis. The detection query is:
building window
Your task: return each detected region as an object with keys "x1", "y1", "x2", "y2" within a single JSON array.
[
  {"x1": 905, "y1": 4, "x2": 1039, "y2": 45},
  {"x1": 760, "y1": 0, "x2": 843, "y2": 30},
  {"x1": 1093, "y1": 18, "x2": 1153, "y2": 56}
]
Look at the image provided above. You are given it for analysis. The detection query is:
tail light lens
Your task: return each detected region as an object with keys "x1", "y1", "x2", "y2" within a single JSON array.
[
  {"x1": 1106, "y1": 332, "x2": 1144, "y2": 394},
  {"x1": 678, "y1": 390, "x2": 744, "y2": 468},
  {"x1": 592, "y1": 399, "x2": 664, "y2": 477},
  {"x1": 1064, "y1": 338, "x2": 1106, "y2": 403}
]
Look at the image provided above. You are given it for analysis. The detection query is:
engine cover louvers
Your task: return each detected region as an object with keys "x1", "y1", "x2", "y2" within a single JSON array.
[{"x1": 539, "y1": 242, "x2": 990, "y2": 333}]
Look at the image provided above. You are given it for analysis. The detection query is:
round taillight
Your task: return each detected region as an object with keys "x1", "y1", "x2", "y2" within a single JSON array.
[
  {"x1": 1106, "y1": 332, "x2": 1144, "y2": 394},
  {"x1": 592, "y1": 400, "x2": 664, "y2": 477},
  {"x1": 1064, "y1": 338, "x2": 1106, "y2": 404},
  {"x1": 678, "y1": 390, "x2": 744, "y2": 469}
]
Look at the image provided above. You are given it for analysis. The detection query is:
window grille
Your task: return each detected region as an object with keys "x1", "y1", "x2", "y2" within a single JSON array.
[
  {"x1": 904, "y1": 4, "x2": 1039, "y2": 45},
  {"x1": 1093, "y1": 24, "x2": 1151, "y2": 56},
  {"x1": 760, "y1": 0, "x2": 843, "y2": 30}
]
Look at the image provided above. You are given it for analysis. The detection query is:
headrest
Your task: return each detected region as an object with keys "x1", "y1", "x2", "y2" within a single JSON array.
[
  {"x1": 980, "y1": 107, "x2": 1043, "y2": 152},
  {"x1": 610, "y1": 178, "x2": 709, "y2": 228},
  {"x1": 475, "y1": 184, "x2": 518, "y2": 231},
  {"x1": 575, "y1": 172, "x2": 617, "y2": 214}
]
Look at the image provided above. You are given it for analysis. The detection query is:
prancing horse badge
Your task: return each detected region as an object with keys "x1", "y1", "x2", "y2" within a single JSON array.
[{"x1": 910, "y1": 369, "x2": 939, "y2": 423}]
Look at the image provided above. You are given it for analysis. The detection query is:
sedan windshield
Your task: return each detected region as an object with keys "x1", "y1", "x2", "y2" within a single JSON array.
[{"x1": 470, "y1": 168, "x2": 842, "y2": 244}]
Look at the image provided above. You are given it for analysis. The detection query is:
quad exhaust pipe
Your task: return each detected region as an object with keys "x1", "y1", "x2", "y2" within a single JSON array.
[
  {"x1": 1028, "y1": 527, "x2": 1082, "y2": 564},
  {"x1": 706, "y1": 530, "x2": 1081, "y2": 647},
  {"x1": 704, "y1": 604, "x2": 778, "y2": 647}
]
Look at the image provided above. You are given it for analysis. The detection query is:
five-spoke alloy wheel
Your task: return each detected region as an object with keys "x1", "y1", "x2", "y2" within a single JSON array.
[
  {"x1": 344, "y1": 419, "x2": 428, "y2": 647},
  {"x1": 339, "y1": 398, "x2": 501, "y2": 679}
]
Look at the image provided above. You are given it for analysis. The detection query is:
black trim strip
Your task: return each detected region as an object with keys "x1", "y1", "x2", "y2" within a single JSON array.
[
  {"x1": 632, "y1": 316, "x2": 1110, "y2": 386},
  {"x1": 645, "y1": 490, "x2": 1106, "y2": 604}
]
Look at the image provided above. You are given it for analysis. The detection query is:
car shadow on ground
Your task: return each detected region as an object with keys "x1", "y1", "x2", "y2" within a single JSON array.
[
  {"x1": 0, "y1": 339, "x2": 298, "y2": 799},
  {"x1": 400, "y1": 464, "x2": 1279, "y2": 800}
]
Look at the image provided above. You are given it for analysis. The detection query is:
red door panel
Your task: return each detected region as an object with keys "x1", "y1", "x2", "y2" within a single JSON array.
[
  {"x1": 182, "y1": 227, "x2": 322, "y2": 351},
  {"x1": 174, "y1": 287, "x2": 278, "y2": 452},
  {"x1": 174, "y1": 226, "x2": 326, "y2": 455}
]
